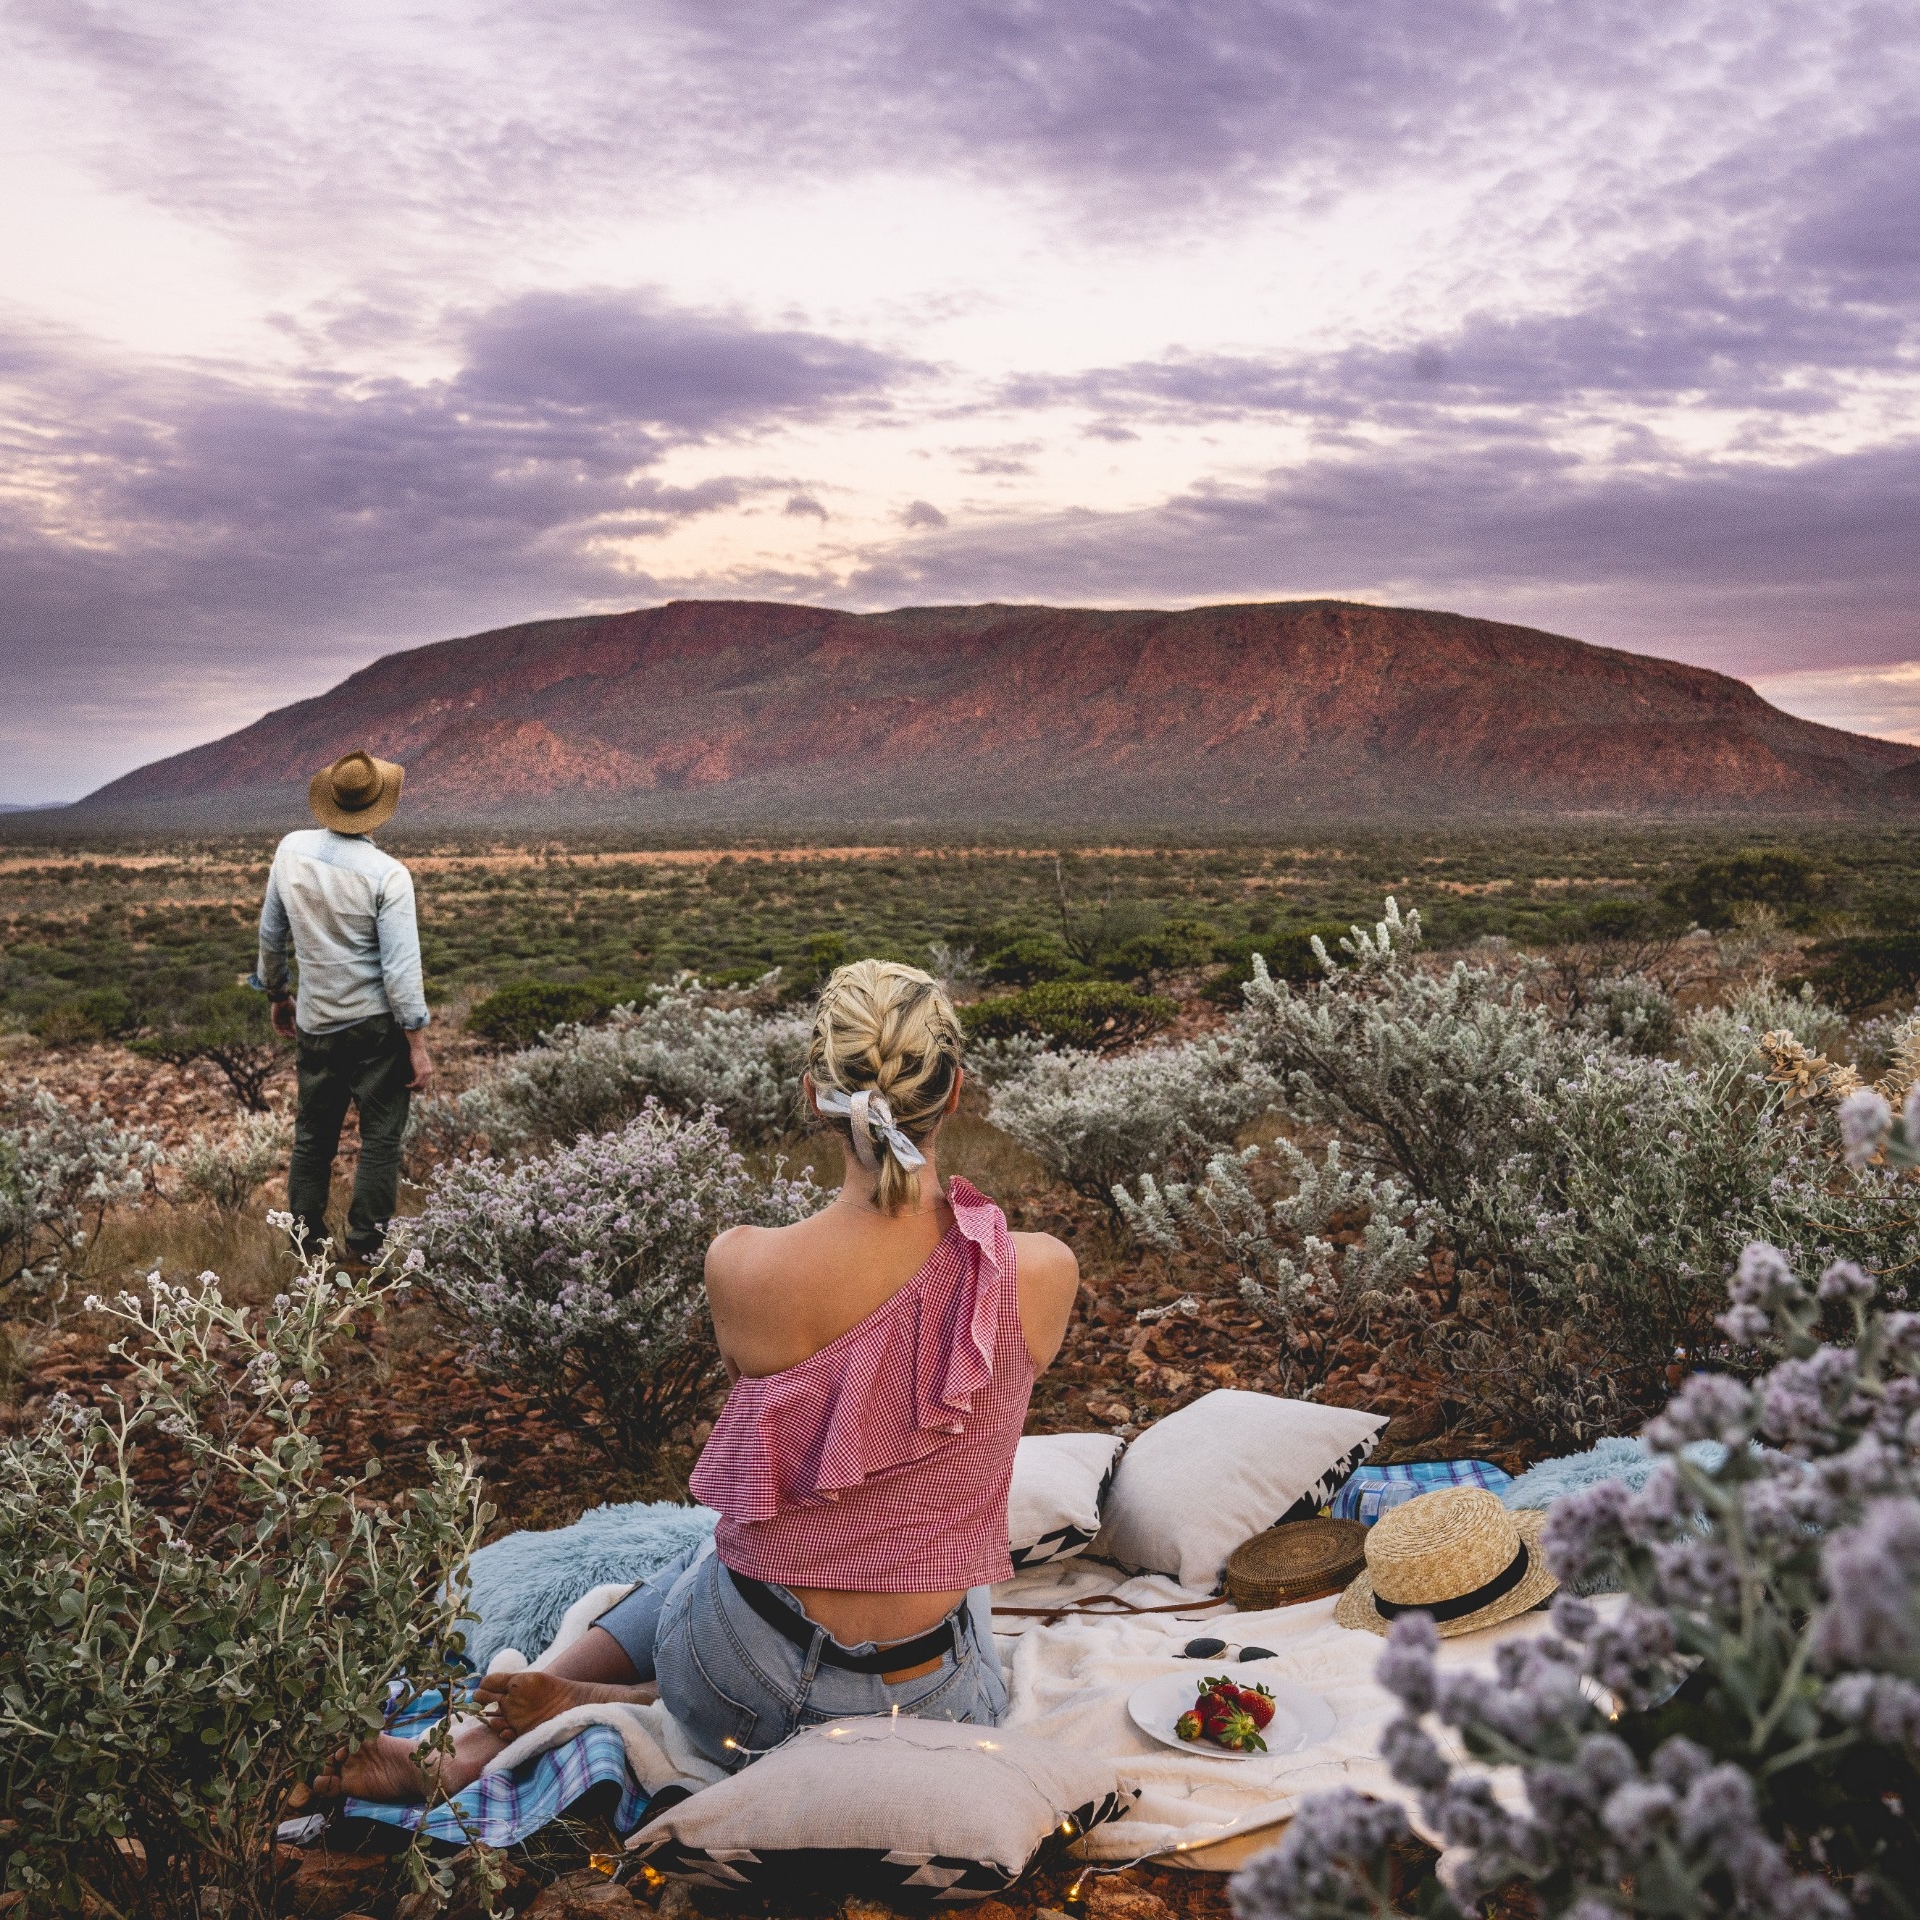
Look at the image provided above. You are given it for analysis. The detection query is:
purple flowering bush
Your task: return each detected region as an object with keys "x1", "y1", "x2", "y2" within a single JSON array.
[
  {"x1": 403, "y1": 1102, "x2": 822, "y2": 1459},
  {"x1": 1232, "y1": 1244, "x2": 1920, "y2": 1920},
  {"x1": 416, "y1": 978, "x2": 811, "y2": 1160}
]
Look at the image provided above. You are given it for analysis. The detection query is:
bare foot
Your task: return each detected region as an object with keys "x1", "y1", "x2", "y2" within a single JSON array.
[
  {"x1": 474, "y1": 1669, "x2": 659, "y2": 1739},
  {"x1": 307, "y1": 1734, "x2": 432, "y2": 1805}
]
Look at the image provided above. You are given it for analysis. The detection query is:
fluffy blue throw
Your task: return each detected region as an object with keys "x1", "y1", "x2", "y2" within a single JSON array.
[
  {"x1": 463, "y1": 1501, "x2": 718, "y2": 1673},
  {"x1": 1501, "y1": 1436, "x2": 1726, "y2": 1511}
]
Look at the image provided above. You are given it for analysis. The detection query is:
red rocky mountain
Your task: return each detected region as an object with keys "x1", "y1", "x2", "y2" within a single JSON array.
[{"x1": 73, "y1": 600, "x2": 1917, "y2": 828}]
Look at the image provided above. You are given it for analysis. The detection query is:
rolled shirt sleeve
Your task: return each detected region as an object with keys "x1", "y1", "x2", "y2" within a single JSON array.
[{"x1": 376, "y1": 866, "x2": 431, "y2": 1031}]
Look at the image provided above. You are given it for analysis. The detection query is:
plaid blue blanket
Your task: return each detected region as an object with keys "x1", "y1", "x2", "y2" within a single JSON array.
[
  {"x1": 1331, "y1": 1458, "x2": 1512, "y2": 1526},
  {"x1": 343, "y1": 1687, "x2": 651, "y2": 1847}
]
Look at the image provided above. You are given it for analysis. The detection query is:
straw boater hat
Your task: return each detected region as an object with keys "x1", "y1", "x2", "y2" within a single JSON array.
[
  {"x1": 1334, "y1": 1486, "x2": 1558, "y2": 1638},
  {"x1": 309, "y1": 750, "x2": 405, "y2": 834}
]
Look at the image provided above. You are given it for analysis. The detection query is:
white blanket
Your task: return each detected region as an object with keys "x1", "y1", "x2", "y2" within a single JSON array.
[{"x1": 477, "y1": 1561, "x2": 1563, "y2": 1870}]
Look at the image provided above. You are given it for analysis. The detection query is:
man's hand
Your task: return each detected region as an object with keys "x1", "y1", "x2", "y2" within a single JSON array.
[
  {"x1": 406, "y1": 1030, "x2": 433, "y2": 1093},
  {"x1": 270, "y1": 998, "x2": 297, "y2": 1040}
]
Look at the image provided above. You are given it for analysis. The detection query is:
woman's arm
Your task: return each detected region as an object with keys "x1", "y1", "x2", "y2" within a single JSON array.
[{"x1": 1012, "y1": 1231, "x2": 1080, "y2": 1373}]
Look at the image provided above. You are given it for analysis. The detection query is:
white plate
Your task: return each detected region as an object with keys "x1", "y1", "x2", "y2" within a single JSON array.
[{"x1": 1127, "y1": 1666, "x2": 1338, "y2": 1761}]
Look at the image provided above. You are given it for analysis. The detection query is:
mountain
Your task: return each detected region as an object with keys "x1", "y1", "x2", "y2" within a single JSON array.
[{"x1": 68, "y1": 600, "x2": 1918, "y2": 829}]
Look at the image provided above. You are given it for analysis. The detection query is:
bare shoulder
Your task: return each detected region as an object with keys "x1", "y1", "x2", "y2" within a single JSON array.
[
  {"x1": 1011, "y1": 1229, "x2": 1078, "y2": 1291},
  {"x1": 1011, "y1": 1230, "x2": 1079, "y2": 1371},
  {"x1": 705, "y1": 1218, "x2": 792, "y2": 1294}
]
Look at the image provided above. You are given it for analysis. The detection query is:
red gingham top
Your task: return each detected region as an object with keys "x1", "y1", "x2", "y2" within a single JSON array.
[{"x1": 689, "y1": 1178, "x2": 1032, "y2": 1592}]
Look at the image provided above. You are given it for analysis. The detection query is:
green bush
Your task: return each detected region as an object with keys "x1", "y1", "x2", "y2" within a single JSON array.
[
  {"x1": 0, "y1": 1248, "x2": 486, "y2": 1920},
  {"x1": 1800, "y1": 933, "x2": 1920, "y2": 1012},
  {"x1": 961, "y1": 980, "x2": 1175, "y2": 1050},
  {"x1": 130, "y1": 987, "x2": 286, "y2": 1113},
  {"x1": 981, "y1": 934, "x2": 1077, "y2": 986},
  {"x1": 1102, "y1": 917, "x2": 1220, "y2": 982},
  {"x1": 1203, "y1": 922, "x2": 1351, "y2": 1003},
  {"x1": 32, "y1": 989, "x2": 135, "y2": 1047},
  {"x1": 466, "y1": 978, "x2": 626, "y2": 1049},
  {"x1": 1661, "y1": 846, "x2": 1824, "y2": 927}
]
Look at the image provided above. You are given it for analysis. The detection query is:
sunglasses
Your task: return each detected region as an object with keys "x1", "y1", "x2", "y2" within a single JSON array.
[{"x1": 1180, "y1": 1637, "x2": 1277, "y2": 1662}]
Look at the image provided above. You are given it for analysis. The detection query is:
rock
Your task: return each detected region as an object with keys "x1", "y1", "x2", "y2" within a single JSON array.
[
  {"x1": 525, "y1": 1874, "x2": 643, "y2": 1920},
  {"x1": 1082, "y1": 1877, "x2": 1174, "y2": 1920},
  {"x1": 653, "y1": 1883, "x2": 697, "y2": 1920},
  {"x1": 968, "y1": 1902, "x2": 1023, "y2": 1920},
  {"x1": 283, "y1": 1849, "x2": 394, "y2": 1919}
]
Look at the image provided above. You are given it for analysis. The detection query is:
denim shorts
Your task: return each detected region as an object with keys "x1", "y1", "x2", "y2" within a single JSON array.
[{"x1": 592, "y1": 1539, "x2": 1009, "y2": 1770}]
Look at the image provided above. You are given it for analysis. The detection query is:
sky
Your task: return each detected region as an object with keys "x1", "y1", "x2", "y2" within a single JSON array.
[{"x1": 4, "y1": 0, "x2": 1919, "y2": 802}]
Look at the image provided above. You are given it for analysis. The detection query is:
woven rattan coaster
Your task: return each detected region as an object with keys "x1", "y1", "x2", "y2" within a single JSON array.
[{"x1": 1224, "y1": 1517, "x2": 1369, "y2": 1609}]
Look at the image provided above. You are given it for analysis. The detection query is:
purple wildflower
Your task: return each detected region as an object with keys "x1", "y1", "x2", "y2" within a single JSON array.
[{"x1": 1837, "y1": 1088, "x2": 1893, "y2": 1168}]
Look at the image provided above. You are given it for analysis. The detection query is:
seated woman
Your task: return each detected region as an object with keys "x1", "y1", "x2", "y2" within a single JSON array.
[{"x1": 324, "y1": 959, "x2": 1077, "y2": 1801}]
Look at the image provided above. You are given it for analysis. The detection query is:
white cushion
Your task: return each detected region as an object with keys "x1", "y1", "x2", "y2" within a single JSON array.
[
  {"x1": 1007, "y1": 1432, "x2": 1125, "y2": 1571},
  {"x1": 1091, "y1": 1389, "x2": 1386, "y2": 1589},
  {"x1": 628, "y1": 1716, "x2": 1132, "y2": 1899}
]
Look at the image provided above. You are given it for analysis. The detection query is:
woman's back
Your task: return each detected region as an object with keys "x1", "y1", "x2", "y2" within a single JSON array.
[
  {"x1": 706, "y1": 1186, "x2": 1075, "y2": 1381},
  {"x1": 694, "y1": 1178, "x2": 1050, "y2": 1592}
]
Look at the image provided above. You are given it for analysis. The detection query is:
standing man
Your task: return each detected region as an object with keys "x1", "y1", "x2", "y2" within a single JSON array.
[{"x1": 251, "y1": 750, "x2": 432, "y2": 1261}]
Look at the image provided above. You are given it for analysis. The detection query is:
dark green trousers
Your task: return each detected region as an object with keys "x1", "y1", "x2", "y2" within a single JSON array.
[{"x1": 288, "y1": 1014, "x2": 412, "y2": 1258}]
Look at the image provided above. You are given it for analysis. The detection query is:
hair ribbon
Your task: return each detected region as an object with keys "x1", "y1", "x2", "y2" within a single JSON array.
[{"x1": 814, "y1": 1086, "x2": 927, "y2": 1170}]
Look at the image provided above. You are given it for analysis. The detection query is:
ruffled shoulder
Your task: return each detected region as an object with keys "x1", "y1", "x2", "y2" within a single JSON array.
[
  {"x1": 936, "y1": 1177, "x2": 1014, "y2": 1422},
  {"x1": 689, "y1": 1181, "x2": 1020, "y2": 1522}
]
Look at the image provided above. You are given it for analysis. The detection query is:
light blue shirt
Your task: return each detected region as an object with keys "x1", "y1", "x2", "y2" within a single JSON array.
[{"x1": 251, "y1": 829, "x2": 430, "y2": 1034}]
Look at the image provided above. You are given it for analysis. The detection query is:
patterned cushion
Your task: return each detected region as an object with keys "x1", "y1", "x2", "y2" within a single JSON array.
[
  {"x1": 1007, "y1": 1432, "x2": 1125, "y2": 1571},
  {"x1": 627, "y1": 1718, "x2": 1132, "y2": 1900}
]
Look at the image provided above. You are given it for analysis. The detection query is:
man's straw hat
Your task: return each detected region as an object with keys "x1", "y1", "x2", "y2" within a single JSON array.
[
  {"x1": 309, "y1": 750, "x2": 405, "y2": 834},
  {"x1": 1334, "y1": 1486, "x2": 1558, "y2": 1638}
]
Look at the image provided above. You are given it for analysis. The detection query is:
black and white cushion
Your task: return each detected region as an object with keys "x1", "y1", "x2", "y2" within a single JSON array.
[
  {"x1": 627, "y1": 1718, "x2": 1133, "y2": 1900},
  {"x1": 1007, "y1": 1432, "x2": 1126, "y2": 1571},
  {"x1": 1091, "y1": 1389, "x2": 1386, "y2": 1590}
]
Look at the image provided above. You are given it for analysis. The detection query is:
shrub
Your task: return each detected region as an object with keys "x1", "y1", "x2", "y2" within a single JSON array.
[
  {"x1": 1661, "y1": 846, "x2": 1825, "y2": 928},
  {"x1": 0, "y1": 1089, "x2": 161, "y2": 1315},
  {"x1": 1231, "y1": 900, "x2": 1588, "y2": 1220},
  {"x1": 0, "y1": 1249, "x2": 485, "y2": 1920},
  {"x1": 981, "y1": 934, "x2": 1076, "y2": 986},
  {"x1": 1203, "y1": 923, "x2": 1353, "y2": 1003},
  {"x1": 1681, "y1": 974, "x2": 1848, "y2": 1075},
  {"x1": 962, "y1": 980, "x2": 1176, "y2": 1051},
  {"x1": 1103, "y1": 917, "x2": 1221, "y2": 982},
  {"x1": 434, "y1": 978, "x2": 812, "y2": 1153},
  {"x1": 1232, "y1": 1244, "x2": 1920, "y2": 1920},
  {"x1": 1569, "y1": 970, "x2": 1678, "y2": 1054},
  {"x1": 1119, "y1": 1138, "x2": 1431, "y2": 1390},
  {"x1": 1801, "y1": 933, "x2": 1920, "y2": 1013},
  {"x1": 466, "y1": 979, "x2": 626, "y2": 1049},
  {"x1": 174, "y1": 1114, "x2": 292, "y2": 1214},
  {"x1": 986, "y1": 1037, "x2": 1275, "y2": 1213},
  {"x1": 403, "y1": 1103, "x2": 823, "y2": 1459},
  {"x1": 32, "y1": 988, "x2": 136, "y2": 1047},
  {"x1": 131, "y1": 986, "x2": 287, "y2": 1113}
]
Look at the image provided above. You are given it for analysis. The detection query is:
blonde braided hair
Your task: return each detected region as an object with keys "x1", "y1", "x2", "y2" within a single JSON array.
[{"x1": 808, "y1": 960, "x2": 964, "y2": 1213}]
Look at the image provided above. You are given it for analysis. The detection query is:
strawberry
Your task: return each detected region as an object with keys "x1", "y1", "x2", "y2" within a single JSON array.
[
  {"x1": 1232, "y1": 1683, "x2": 1276, "y2": 1729},
  {"x1": 1210, "y1": 1705, "x2": 1268, "y2": 1753},
  {"x1": 1174, "y1": 1710, "x2": 1204, "y2": 1742}
]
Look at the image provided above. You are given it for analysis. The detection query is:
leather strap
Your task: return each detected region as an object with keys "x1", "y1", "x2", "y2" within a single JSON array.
[{"x1": 725, "y1": 1566, "x2": 958, "y2": 1674}]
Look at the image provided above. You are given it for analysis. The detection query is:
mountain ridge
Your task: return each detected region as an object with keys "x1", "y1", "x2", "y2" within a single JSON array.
[{"x1": 70, "y1": 599, "x2": 1917, "y2": 829}]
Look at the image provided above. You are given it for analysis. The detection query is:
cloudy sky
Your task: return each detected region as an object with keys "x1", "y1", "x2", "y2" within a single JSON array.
[{"x1": 5, "y1": 0, "x2": 1919, "y2": 801}]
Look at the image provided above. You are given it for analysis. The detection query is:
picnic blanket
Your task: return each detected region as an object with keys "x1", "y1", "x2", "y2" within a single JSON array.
[
  {"x1": 342, "y1": 1683, "x2": 652, "y2": 1847},
  {"x1": 455, "y1": 1556, "x2": 1575, "y2": 1871}
]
